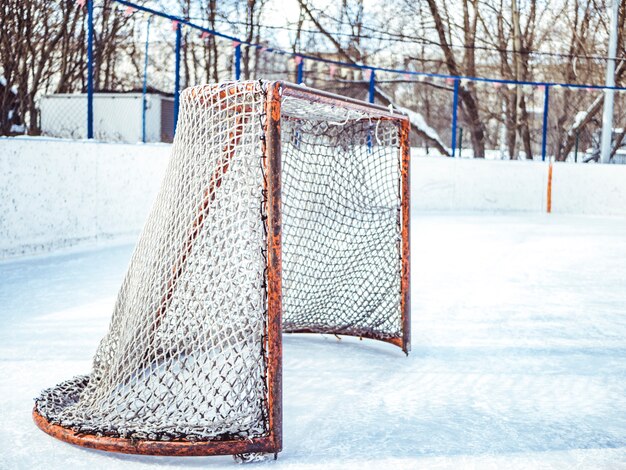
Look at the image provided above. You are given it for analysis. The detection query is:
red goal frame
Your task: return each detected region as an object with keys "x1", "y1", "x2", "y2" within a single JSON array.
[{"x1": 32, "y1": 81, "x2": 410, "y2": 457}]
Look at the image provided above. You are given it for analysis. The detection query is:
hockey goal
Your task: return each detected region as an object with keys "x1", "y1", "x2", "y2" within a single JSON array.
[{"x1": 33, "y1": 81, "x2": 410, "y2": 459}]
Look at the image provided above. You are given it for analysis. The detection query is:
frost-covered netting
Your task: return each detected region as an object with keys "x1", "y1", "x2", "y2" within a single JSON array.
[
  {"x1": 280, "y1": 96, "x2": 402, "y2": 340},
  {"x1": 35, "y1": 82, "x2": 270, "y2": 441},
  {"x1": 34, "y1": 81, "x2": 404, "y2": 445}
]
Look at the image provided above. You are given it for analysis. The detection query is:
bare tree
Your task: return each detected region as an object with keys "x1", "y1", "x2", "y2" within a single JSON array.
[
  {"x1": 415, "y1": 0, "x2": 487, "y2": 157},
  {"x1": 0, "y1": 0, "x2": 82, "y2": 134},
  {"x1": 296, "y1": 0, "x2": 449, "y2": 154},
  {"x1": 2, "y1": 0, "x2": 623, "y2": 158}
]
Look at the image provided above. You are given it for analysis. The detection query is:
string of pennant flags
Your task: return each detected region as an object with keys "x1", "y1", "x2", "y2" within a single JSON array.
[
  {"x1": 109, "y1": 0, "x2": 626, "y2": 93},
  {"x1": 78, "y1": 0, "x2": 625, "y2": 159}
]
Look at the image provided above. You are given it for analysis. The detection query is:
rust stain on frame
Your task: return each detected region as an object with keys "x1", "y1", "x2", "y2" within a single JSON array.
[
  {"x1": 399, "y1": 117, "x2": 411, "y2": 354},
  {"x1": 264, "y1": 81, "x2": 284, "y2": 454},
  {"x1": 32, "y1": 409, "x2": 278, "y2": 456}
]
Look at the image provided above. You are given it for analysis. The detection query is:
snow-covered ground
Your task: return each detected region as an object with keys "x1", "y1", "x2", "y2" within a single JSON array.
[{"x1": 1, "y1": 213, "x2": 625, "y2": 469}]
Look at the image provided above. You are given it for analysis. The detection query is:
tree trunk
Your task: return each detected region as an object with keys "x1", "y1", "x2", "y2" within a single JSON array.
[{"x1": 426, "y1": 0, "x2": 486, "y2": 157}]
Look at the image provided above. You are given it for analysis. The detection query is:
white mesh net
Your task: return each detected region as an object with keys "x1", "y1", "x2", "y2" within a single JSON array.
[
  {"x1": 36, "y1": 82, "x2": 269, "y2": 441},
  {"x1": 280, "y1": 99, "x2": 402, "y2": 340},
  {"x1": 35, "y1": 81, "x2": 404, "y2": 445}
]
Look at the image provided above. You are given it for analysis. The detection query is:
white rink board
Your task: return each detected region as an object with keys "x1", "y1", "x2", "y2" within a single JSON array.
[
  {"x1": 412, "y1": 155, "x2": 626, "y2": 215},
  {"x1": 550, "y1": 161, "x2": 626, "y2": 215},
  {"x1": 412, "y1": 156, "x2": 547, "y2": 212},
  {"x1": 2, "y1": 138, "x2": 626, "y2": 259},
  {"x1": 0, "y1": 138, "x2": 170, "y2": 258}
]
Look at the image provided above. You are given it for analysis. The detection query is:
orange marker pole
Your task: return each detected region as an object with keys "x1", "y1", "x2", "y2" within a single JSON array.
[{"x1": 547, "y1": 160, "x2": 553, "y2": 213}]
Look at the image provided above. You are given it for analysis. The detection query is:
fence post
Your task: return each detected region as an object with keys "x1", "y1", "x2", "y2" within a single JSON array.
[
  {"x1": 450, "y1": 78, "x2": 460, "y2": 157},
  {"x1": 142, "y1": 16, "x2": 151, "y2": 144},
  {"x1": 541, "y1": 85, "x2": 550, "y2": 162},
  {"x1": 173, "y1": 22, "x2": 182, "y2": 136},
  {"x1": 234, "y1": 43, "x2": 241, "y2": 80},
  {"x1": 368, "y1": 69, "x2": 376, "y2": 103},
  {"x1": 87, "y1": 0, "x2": 94, "y2": 139},
  {"x1": 296, "y1": 57, "x2": 304, "y2": 84}
]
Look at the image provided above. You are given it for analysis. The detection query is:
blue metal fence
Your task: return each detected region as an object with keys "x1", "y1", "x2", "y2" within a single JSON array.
[
  {"x1": 86, "y1": 0, "x2": 94, "y2": 140},
  {"x1": 541, "y1": 86, "x2": 551, "y2": 162},
  {"x1": 173, "y1": 21, "x2": 182, "y2": 135},
  {"x1": 141, "y1": 15, "x2": 151, "y2": 144},
  {"x1": 75, "y1": 0, "x2": 626, "y2": 161},
  {"x1": 451, "y1": 79, "x2": 460, "y2": 158}
]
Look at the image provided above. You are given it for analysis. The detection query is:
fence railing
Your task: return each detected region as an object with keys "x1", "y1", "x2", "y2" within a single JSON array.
[{"x1": 5, "y1": 0, "x2": 626, "y2": 163}]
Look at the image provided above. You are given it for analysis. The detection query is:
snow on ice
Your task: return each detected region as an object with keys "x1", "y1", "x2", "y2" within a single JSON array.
[{"x1": 1, "y1": 213, "x2": 625, "y2": 469}]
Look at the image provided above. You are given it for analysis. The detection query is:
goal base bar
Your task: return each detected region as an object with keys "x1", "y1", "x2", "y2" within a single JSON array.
[
  {"x1": 283, "y1": 329, "x2": 410, "y2": 354},
  {"x1": 32, "y1": 409, "x2": 280, "y2": 456}
]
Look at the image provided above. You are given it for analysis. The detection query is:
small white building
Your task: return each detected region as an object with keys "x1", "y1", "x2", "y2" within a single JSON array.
[{"x1": 40, "y1": 92, "x2": 175, "y2": 143}]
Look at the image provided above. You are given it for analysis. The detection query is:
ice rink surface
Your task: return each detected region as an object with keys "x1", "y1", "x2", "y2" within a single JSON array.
[{"x1": 1, "y1": 213, "x2": 625, "y2": 469}]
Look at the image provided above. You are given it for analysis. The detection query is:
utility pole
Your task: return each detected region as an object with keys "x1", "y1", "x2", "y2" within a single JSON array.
[{"x1": 600, "y1": 0, "x2": 620, "y2": 163}]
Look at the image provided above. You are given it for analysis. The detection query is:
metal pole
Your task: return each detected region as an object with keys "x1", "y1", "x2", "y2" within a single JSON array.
[
  {"x1": 87, "y1": 0, "x2": 94, "y2": 139},
  {"x1": 599, "y1": 0, "x2": 620, "y2": 163},
  {"x1": 141, "y1": 16, "x2": 151, "y2": 143},
  {"x1": 541, "y1": 85, "x2": 550, "y2": 162},
  {"x1": 234, "y1": 43, "x2": 241, "y2": 80},
  {"x1": 458, "y1": 127, "x2": 463, "y2": 158},
  {"x1": 296, "y1": 58, "x2": 304, "y2": 84},
  {"x1": 173, "y1": 22, "x2": 181, "y2": 135},
  {"x1": 451, "y1": 78, "x2": 460, "y2": 157},
  {"x1": 368, "y1": 69, "x2": 375, "y2": 103},
  {"x1": 574, "y1": 131, "x2": 579, "y2": 163}
]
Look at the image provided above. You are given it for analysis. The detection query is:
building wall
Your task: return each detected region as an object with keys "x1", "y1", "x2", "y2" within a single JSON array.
[{"x1": 39, "y1": 93, "x2": 172, "y2": 143}]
